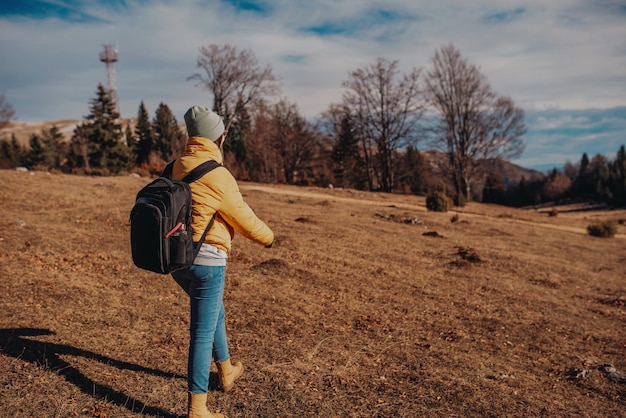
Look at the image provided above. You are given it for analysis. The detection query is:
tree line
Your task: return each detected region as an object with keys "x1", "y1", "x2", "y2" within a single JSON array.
[
  {"x1": 0, "y1": 84, "x2": 186, "y2": 176},
  {"x1": 480, "y1": 145, "x2": 626, "y2": 208},
  {"x1": 0, "y1": 43, "x2": 624, "y2": 208}
]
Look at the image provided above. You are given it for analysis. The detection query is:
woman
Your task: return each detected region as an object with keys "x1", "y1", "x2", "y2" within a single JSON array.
[{"x1": 170, "y1": 105, "x2": 274, "y2": 418}]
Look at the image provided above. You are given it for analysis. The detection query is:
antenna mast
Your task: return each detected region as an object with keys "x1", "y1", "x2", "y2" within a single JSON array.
[{"x1": 99, "y1": 44, "x2": 120, "y2": 115}]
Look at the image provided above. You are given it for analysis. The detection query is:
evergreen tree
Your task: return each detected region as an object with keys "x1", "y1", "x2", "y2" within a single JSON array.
[
  {"x1": 593, "y1": 156, "x2": 611, "y2": 202},
  {"x1": 125, "y1": 122, "x2": 135, "y2": 148},
  {"x1": 134, "y1": 101, "x2": 153, "y2": 166},
  {"x1": 511, "y1": 175, "x2": 543, "y2": 207},
  {"x1": 402, "y1": 146, "x2": 427, "y2": 195},
  {"x1": 331, "y1": 112, "x2": 366, "y2": 189},
  {"x1": 0, "y1": 139, "x2": 11, "y2": 168},
  {"x1": 25, "y1": 133, "x2": 45, "y2": 169},
  {"x1": 588, "y1": 154, "x2": 609, "y2": 202},
  {"x1": 573, "y1": 152, "x2": 592, "y2": 198},
  {"x1": 609, "y1": 145, "x2": 626, "y2": 206},
  {"x1": 41, "y1": 126, "x2": 68, "y2": 170},
  {"x1": 153, "y1": 102, "x2": 186, "y2": 162},
  {"x1": 516, "y1": 176, "x2": 528, "y2": 206},
  {"x1": 0, "y1": 134, "x2": 24, "y2": 168},
  {"x1": 68, "y1": 84, "x2": 130, "y2": 174},
  {"x1": 482, "y1": 171, "x2": 506, "y2": 204},
  {"x1": 67, "y1": 124, "x2": 90, "y2": 171},
  {"x1": 11, "y1": 134, "x2": 24, "y2": 166}
]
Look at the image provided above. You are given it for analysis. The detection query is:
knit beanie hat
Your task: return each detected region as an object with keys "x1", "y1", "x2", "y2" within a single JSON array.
[{"x1": 184, "y1": 105, "x2": 225, "y2": 141}]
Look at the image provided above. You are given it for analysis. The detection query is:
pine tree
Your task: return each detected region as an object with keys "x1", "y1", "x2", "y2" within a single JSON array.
[
  {"x1": 41, "y1": 126, "x2": 67, "y2": 170},
  {"x1": 67, "y1": 124, "x2": 90, "y2": 171},
  {"x1": 125, "y1": 122, "x2": 135, "y2": 148},
  {"x1": 609, "y1": 145, "x2": 626, "y2": 206},
  {"x1": 69, "y1": 84, "x2": 131, "y2": 174},
  {"x1": 0, "y1": 139, "x2": 11, "y2": 168},
  {"x1": 0, "y1": 134, "x2": 24, "y2": 168},
  {"x1": 594, "y1": 158, "x2": 612, "y2": 202},
  {"x1": 516, "y1": 176, "x2": 528, "y2": 206},
  {"x1": 331, "y1": 112, "x2": 365, "y2": 189},
  {"x1": 25, "y1": 133, "x2": 45, "y2": 169},
  {"x1": 10, "y1": 134, "x2": 24, "y2": 166},
  {"x1": 573, "y1": 152, "x2": 592, "y2": 198},
  {"x1": 482, "y1": 171, "x2": 507, "y2": 204},
  {"x1": 134, "y1": 101, "x2": 153, "y2": 166},
  {"x1": 588, "y1": 154, "x2": 609, "y2": 202},
  {"x1": 403, "y1": 146, "x2": 427, "y2": 195},
  {"x1": 153, "y1": 102, "x2": 185, "y2": 163}
]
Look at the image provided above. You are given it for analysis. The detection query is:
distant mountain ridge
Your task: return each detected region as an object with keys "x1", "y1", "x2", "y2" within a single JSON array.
[
  {"x1": 0, "y1": 119, "x2": 82, "y2": 145},
  {"x1": 421, "y1": 150, "x2": 545, "y2": 193}
]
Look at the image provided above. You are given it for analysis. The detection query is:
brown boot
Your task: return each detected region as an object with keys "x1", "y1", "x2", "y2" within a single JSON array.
[
  {"x1": 187, "y1": 392, "x2": 224, "y2": 418},
  {"x1": 216, "y1": 359, "x2": 243, "y2": 392}
]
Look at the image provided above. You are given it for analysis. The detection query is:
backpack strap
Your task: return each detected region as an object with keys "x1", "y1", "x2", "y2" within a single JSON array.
[
  {"x1": 182, "y1": 160, "x2": 221, "y2": 184},
  {"x1": 162, "y1": 161, "x2": 175, "y2": 179},
  {"x1": 193, "y1": 212, "x2": 217, "y2": 255},
  {"x1": 170, "y1": 159, "x2": 223, "y2": 253},
  {"x1": 162, "y1": 160, "x2": 221, "y2": 183}
]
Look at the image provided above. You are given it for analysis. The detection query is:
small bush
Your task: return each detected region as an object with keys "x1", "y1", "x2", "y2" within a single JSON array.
[
  {"x1": 426, "y1": 191, "x2": 450, "y2": 212},
  {"x1": 618, "y1": 218, "x2": 625, "y2": 225},
  {"x1": 548, "y1": 208, "x2": 558, "y2": 217},
  {"x1": 450, "y1": 213, "x2": 460, "y2": 223},
  {"x1": 587, "y1": 221, "x2": 617, "y2": 238}
]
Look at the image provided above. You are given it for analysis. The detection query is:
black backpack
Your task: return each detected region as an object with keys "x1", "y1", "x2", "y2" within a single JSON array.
[{"x1": 130, "y1": 160, "x2": 220, "y2": 274}]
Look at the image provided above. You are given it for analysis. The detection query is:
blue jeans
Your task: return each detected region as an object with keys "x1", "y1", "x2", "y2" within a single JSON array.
[{"x1": 172, "y1": 264, "x2": 230, "y2": 393}]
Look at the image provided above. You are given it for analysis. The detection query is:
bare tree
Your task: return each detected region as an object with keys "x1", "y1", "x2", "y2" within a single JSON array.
[
  {"x1": 270, "y1": 99, "x2": 319, "y2": 184},
  {"x1": 188, "y1": 44, "x2": 281, "y2": 131},
  {"x1": 246, "y1": 101, "x2": 279, "y2": 183},
  {"x1": 340, "y1": 58, "x2": 424, "y2": 192},
  {"x1": 424, "y1": 44, "x2": 526, "y2": 200},
  {"x1": 245, "y1": 99, "x2": 321, "y2": 185},
  {"x1": 0, "y1": 93, "x2": 16, "y2": 129}
]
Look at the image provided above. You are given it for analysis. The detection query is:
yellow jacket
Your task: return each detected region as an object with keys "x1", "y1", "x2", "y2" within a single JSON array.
[{"x1": 170, "y1": 136, "x2": 274, "y2": 253}]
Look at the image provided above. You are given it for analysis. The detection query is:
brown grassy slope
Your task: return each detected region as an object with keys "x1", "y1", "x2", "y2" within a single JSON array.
[
  {"x1": 0, "y1": 120, "x2": 81, "y2": 145},
  {"x1": 0, "y1": 169, "x2": 624, "y2": 418},
  {"x1": 0, "y1": 119, "x2": 138, "y2": 149}
]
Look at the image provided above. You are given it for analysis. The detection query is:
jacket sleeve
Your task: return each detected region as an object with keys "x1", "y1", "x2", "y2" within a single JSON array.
[{"x1": 214, "y1": 170, "x2": 274, "y2": 246}]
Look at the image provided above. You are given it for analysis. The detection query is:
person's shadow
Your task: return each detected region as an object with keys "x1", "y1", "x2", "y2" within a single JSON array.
[{"x1": 0, "y1": 327, "x2": 184, "y2": 417}]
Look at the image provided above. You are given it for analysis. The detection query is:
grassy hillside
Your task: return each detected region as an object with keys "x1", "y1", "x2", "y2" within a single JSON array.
[
  {"x1": 0, "y1": 169, "x2": 624, "y2": 417},
  {"x1": 0, "y1": 120, "x2": 81, "y2": 146}
]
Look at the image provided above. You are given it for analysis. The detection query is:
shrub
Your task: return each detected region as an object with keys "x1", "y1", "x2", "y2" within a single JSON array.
[
  {"x1": 426, "y1": 191, "x2": 450, "y2": 212},
  {"x1": 548, "y1": 208, "x2": 558, "y2": 217},
  {"x1": 450, "y1": 213, "x2": 460, "y2": 223},
  {"x1": 587, "y1": 221, "x2": 617, "y2": 238}
]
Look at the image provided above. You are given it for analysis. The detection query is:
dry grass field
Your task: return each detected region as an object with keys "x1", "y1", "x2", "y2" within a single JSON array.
[{"x1": 0, "y1": 169, "x2": 624, "y2": 418}]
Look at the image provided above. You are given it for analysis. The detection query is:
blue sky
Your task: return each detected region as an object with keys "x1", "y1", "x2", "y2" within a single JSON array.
[{"x1": 1, "y1": 0, "x2": 625, "y2": 171}]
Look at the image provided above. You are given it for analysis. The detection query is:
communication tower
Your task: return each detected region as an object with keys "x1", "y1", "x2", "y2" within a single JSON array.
[{"x1": 99, "y1": 44, "x2": 120, "y2": 114}]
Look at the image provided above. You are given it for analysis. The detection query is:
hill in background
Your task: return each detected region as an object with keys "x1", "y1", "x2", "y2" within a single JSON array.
[
  {"x1": 0, "y1": 119, "x2": 81, "y2": 145},
  {"x1": 421, "y1": 150, "x2": 545, "y2": 198}
]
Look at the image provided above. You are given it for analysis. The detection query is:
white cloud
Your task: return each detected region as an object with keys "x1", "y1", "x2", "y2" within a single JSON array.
[{"x1": 0, "y1": 0, "x2": 624, "y2": 169}]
